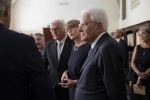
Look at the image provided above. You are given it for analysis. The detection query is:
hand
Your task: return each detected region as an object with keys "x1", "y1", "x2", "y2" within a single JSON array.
[
  {"x1": 138, "y1": 72, "x2": 148, "y2": 80},
  {"x1": 136, "y1": 77, "x2": 141, "y2": 87},
  {"x1": 145, "y1": 69, "x2": 150, "y2": 77},
  {"x1": 61, "y1": 70, "x2": 69, "y2": 82},
  {"x1": 59, "y1": 79, "x2": 77, "y2": 88}
]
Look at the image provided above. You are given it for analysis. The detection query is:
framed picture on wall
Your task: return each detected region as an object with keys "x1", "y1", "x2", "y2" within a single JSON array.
[{"x1": 122, "y1": 0, "x2": 126, "y2": 20}]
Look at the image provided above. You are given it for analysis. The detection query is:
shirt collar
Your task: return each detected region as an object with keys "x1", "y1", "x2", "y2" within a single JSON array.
[
  {"x1": 91, "y1": 32, "x2": 106, "y2": 49},
  {"x1": 57, "y1": 35, "x2": 67, "y2": 44},
  {"x1": 0, "y1": 21, "x2": 3, "y2": 24},
  {"x1": 115, "y1": 38, "x2": 121, "y2": 42}
]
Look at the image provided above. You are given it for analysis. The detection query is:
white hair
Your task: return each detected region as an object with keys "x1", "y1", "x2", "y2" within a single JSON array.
[
  {"x1": 81, "y1": 7, "x2": 109, "y2": 32},
  {"x1": 50, "y1": 19, "x2": 65, "y2": 28},
  {"x1": 0, "y1": 0, "x2": 11, "y2": 16}
]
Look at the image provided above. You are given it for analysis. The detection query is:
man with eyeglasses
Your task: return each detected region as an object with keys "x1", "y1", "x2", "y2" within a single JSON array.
[
  {"x1": 74, "y1": 8, "x2": 128, "y2": 100},
  {"x1": 43, "y1": 19, "x2": 74, "y2": 100}
]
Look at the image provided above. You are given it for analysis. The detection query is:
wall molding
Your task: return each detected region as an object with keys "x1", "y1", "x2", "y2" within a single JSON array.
[{"x1": 131, "y1": 0, "x2": 140, "y2": 10}]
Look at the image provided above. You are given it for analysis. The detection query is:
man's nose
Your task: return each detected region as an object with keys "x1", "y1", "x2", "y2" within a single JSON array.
[
  {"x1": 36, "y1": 40, "x2": 39, "y2": 44},
  {"x1": 53, "y1": 31, "x2": 57, "y2": 34},
  {"x1": 78, "y1": 27, "x2": 83, "y2": 32}
]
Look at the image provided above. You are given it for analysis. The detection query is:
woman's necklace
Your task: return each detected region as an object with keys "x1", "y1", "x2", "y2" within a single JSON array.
[
  {"x1": 143, "y1": 49, "x2": 145, "y2": 55},
  {"x1": 74, "y1": 41, "x2": 83, "y2": 51},
  {"x1": 142, "y1": 44, "x2": 150, "y2": 55}
]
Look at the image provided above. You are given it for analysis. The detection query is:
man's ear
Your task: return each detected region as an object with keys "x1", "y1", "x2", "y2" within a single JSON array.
[
  {"x1": 97, "y1": 22, "x2": 102, "y2": 28},
  {"x1": 97, "y1": 22, "x2": 103, "y2": 32},
  {"x1": 4, "y1": 4, "x2": 11, "y2": 17}
]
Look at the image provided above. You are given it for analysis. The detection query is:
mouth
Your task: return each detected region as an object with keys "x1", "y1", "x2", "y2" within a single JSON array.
[
  {"x1": 81, "y1": 33, "x2": 85, "y2": 36},
  {"x1": 53, "y1": 34, "x2": 58, "y2": 36},
  {"x1": 36, "y1": 43, "x2": 40, "y2": 45}
]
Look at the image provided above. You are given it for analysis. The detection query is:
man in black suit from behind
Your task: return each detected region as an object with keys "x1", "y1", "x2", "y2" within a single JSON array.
[
  {"x1": 0, "y1": 0, "x2": 56, "y2": 100},
  {"x1": 74, "y1": 8, "x2": 127, "y2": 100},
  {"x1": 113, "y1": 29, "x2": 129, "y2": 69},
  {"x1": 43, "y1": 19, "x2": 73, "y2": 100}
]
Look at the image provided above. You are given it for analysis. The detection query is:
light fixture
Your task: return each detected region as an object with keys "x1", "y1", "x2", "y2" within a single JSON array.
[{"x1": 56, "y1": 0, "x2": 70, "y2": 5}]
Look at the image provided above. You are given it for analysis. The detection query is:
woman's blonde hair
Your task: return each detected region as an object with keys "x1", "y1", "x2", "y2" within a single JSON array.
[
  {"x1": 137, "y1": 27, "x2": 150, "y2": 45},
  {"x1": 138, "y1": 27, "x2": 150, "y2": 34},
  {"x1": 65, "y1": 19, "x2": 80, "y2": 32}
]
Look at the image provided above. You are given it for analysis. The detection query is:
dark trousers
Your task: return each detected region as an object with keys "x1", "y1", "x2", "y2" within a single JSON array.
[{"x1": 54, "y1": 85, "x2": 69, "y2": 100}]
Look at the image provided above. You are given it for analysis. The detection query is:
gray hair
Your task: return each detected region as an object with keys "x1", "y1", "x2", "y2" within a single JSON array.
[
  {"x1": 0, "y1": 0, "x2": 11, "y2": 16},
  {"x1": 81, "y1": 7, "x2": 109, "y2": 32},
  {"x1": 50, "y1": 19, "x2": 65, "y2": 29},
  {"x1": 33, "y1": 33, "x2": 45, "y2": 39}
]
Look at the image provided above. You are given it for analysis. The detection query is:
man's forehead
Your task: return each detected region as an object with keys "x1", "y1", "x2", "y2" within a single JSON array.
[
  {"x1": 51, "y1": 22, "x2": 60, "y2": 26},
  {"x1": 80, "y1": 13, "x2": 91, "y2": 22},
  {"x1": 33, "y1": 35, "x2": 43, "y2": 38}
]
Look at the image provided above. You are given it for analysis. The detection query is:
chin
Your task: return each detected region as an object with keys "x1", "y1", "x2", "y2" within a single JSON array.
[
  {"x1": 53, "y1": 37, "x2": 58, "y2": 40},
  {"x1": 81, "y1": 38, "x2": 87, "y2": 42},
  {"x1": 69, "y1": 37, "x2": 73, "y2": 40}
]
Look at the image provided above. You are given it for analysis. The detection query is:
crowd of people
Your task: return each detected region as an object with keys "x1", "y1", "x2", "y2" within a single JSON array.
[{"x1": 0, "y1": 0, "x2": 150, "y2": 100}]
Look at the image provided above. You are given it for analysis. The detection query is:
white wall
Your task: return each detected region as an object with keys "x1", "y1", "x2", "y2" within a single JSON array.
[
  {"x1": 10, "y1": 0, "x2": 119, "y2": 34},
  {"x1": 119, "y1": 0, "x2": 150, "y2": 28}
]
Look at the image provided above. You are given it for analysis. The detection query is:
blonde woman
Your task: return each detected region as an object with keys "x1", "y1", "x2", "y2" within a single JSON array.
[
  {"x1": 130, "y1": 27, "x2": 150, "y2": 100},
  {"x1": 59, "y1": 19, "x2": 90, "y2": 100}
]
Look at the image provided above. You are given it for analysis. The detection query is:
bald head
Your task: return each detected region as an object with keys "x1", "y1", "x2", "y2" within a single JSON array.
[{"x1": 113, "y1": 29, "x2": 123, "y2": 39}]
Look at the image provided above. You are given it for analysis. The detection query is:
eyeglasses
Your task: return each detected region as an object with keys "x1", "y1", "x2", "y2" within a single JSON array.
[
  {"x1": 78, "y1": 21, "x2": 97, "y2": 28},
  {"x1": 50, "y1": 28, "x2": 61, "y2": 32},
  {"x1": 67, "y1": 26, "x2": 77, "y2": 32}
]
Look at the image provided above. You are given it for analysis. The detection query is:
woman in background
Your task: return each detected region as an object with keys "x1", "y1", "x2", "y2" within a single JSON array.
[
  {"x1": 130, "y1": 27, "x2": 150, "y2": 100},
  {"x1": 59, "y1": 19, "x2": 90, "y2": 100}
]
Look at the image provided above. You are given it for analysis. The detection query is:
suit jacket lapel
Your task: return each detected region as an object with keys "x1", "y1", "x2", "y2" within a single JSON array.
[
  {"x1": 79, "y1": 33, "x2": 110, "y2": 73},
  {"x1": 52, "y1": 41, "x2": 58, "y2": 65},
  {"x1": 119, "y1": 39, "x2": 122, "y2": 44},
  {"x1": 0, "y1": 23, "x2": 5, "y2": 28},
  {"x1": 58, "y1": 36, "x2": 71, "y2": 66}
]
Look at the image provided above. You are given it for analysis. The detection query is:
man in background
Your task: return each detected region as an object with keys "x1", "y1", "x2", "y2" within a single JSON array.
[
  {"x1": 43, "y1": 19, "x2": 73, "y2": 100},
  {"x1": 33, "y1": 33, "x2": 45, "y2": 57},
  {"x1": 0, "y1": 0, "x2": 56, "y2": 100},
  {"x1": 113, "y1": 29, "x2": 129, "y2": 69}
]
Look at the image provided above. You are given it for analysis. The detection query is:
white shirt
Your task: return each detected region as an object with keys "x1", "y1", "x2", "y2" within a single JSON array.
[
  {"x1": 115, "y1": 38, "x2": 121, "y2": 43},
  {"x1": 0, "y1": 21, "x2": 3, "y2": 24},
  {"x1": 56, "y1": 35, "x2": 67, "y2": 52},
  {"x1": 91, "y1": 32, "x2": 106, "y2": 49}
]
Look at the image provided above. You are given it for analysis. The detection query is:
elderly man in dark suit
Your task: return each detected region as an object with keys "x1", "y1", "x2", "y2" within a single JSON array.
[
  {"x1": 74, "y1": 8, "x2": 128, "y2": 100},
  {"x1": 0, "y1": 0, "x2": 56, "y2": 100},
  {"x1": 113, "y1": 29, "x2": 129, "y2": 69},
  {"x1": 43, "y1": 19, "x2": 74, "y2": 100}
]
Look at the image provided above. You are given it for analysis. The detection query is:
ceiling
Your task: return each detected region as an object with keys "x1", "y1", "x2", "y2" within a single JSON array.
[{"x1": 11, "y1": 0, "x2": 120, "y2": 7}]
